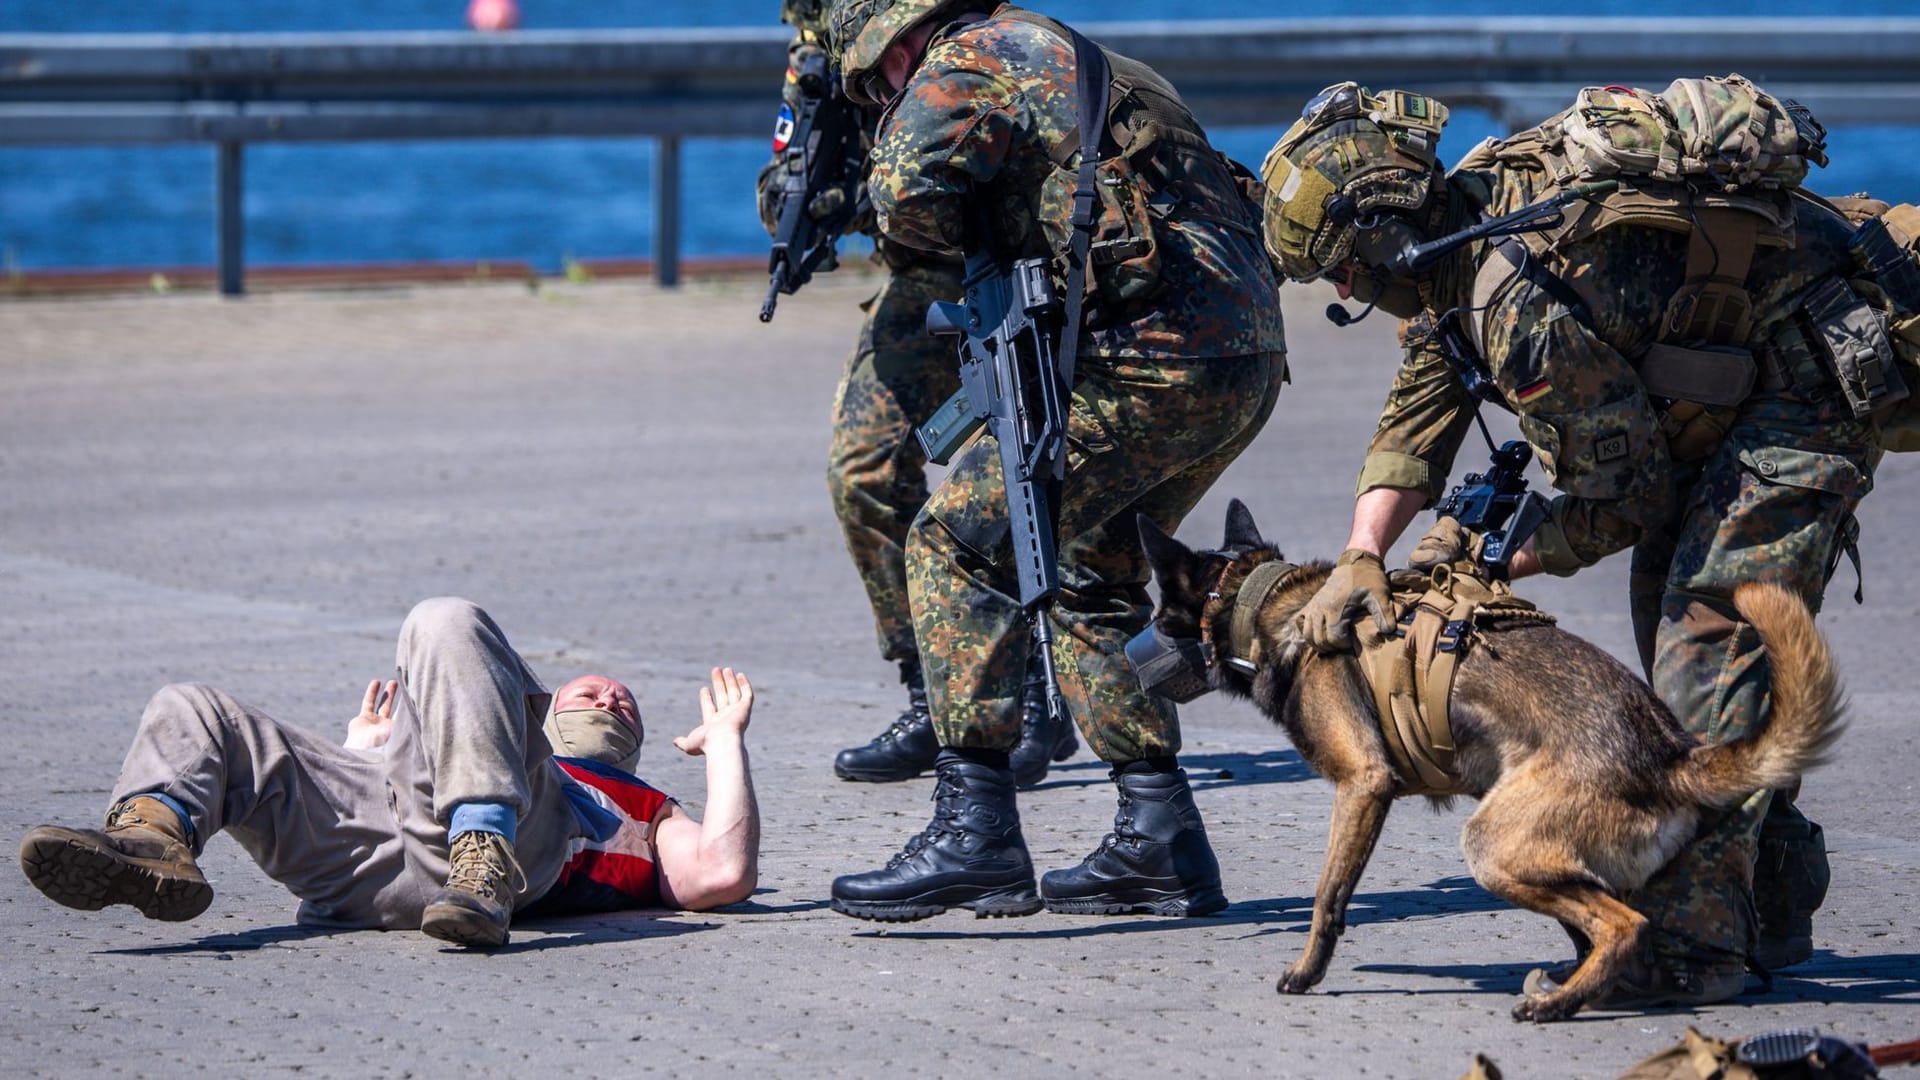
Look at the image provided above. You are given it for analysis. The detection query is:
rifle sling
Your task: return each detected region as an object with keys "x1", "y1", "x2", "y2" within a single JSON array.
[{"x1": 1059, "y1": 28, "x2": 1112, "y2": 394}]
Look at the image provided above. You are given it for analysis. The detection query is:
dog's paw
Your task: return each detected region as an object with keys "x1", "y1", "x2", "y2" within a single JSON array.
[
  {"x1": 1510, "y1": 994, "x2": 1579, "y2": 1023},
  {"x1": 1275, "y1": 965, "x2": 1322, "y2": 995}
]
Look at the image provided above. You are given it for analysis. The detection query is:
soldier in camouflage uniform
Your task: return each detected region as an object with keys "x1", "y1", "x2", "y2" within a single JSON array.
[
  {"x1": 757, "y1": 0, "x2": 1078, "y2": 787},
  {"x1": 820, "y1": 0, "x2": 1288, "y2": 921},
  {"x1": 1265, "y1": 81, "x2": 1871, "y2": 1007}
]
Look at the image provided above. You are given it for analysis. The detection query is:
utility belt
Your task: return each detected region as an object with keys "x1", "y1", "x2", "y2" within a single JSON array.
[{"x1": 1632, "y1": 270, "x2": 1903, "y2": 463}]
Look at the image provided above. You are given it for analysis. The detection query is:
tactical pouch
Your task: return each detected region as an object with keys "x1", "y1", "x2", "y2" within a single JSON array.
[
  {"x1": 1041, "y1": 147, "x2": 1163, "y2": 307},
  {"x1": 1637, "y1": 342, "x2": 1758, "y2": 407},
  {"x1": 1800, "y1": 276, "x2": 1908, "y2": 419},
  {"x1": 1849, "y1": 216, "x2": 1920, "y2": 314},
  {"x1": 1637, "y1": 343, "x2": 1755, "y2": 461},
  {"x1": 1823, "y1": 203, "x2": 1920, "y2": 449}
]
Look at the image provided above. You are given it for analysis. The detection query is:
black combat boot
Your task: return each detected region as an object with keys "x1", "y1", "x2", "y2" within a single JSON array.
[
  {"x1": 1041, "y1": 760, "x2": 1228, "y2": 916},
  {"x1": 833, "y1": 657, "x2": 940, "y2": 782},
  {"x1": 1754, "y1": 805, "x2": 1829, "y2": 970},
  {"x1": 830, "y1": 750, "x2": 1042, "y2": 921},
  {"x1": 1009, "y1": 652, "x2": 1080, "y2": 789}
]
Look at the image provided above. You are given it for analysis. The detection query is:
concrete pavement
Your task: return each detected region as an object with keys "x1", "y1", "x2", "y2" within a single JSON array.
[{"x1": 1, "y1": 274, "x2": 1915, "y2": 1078}]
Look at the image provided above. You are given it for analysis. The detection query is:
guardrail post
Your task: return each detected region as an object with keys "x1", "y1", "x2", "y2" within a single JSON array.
[
  {"x1": 216, "y1": 140, "x2": 245, "y2": 296},
  {"x1": 654, "y1": 135, "x2": 681, "y2": 288}
]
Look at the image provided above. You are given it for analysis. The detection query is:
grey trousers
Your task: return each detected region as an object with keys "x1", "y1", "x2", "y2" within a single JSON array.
[{"x1": 110, "y1": 597, "x2": 581, "y2": 929}]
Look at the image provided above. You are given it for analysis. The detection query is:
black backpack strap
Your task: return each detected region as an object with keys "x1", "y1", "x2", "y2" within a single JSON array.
[{"x1": 1058, "y1": 27, "x2": 1111, "y2": 391}]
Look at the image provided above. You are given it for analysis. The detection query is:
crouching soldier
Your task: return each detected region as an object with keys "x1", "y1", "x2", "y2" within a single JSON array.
[{"x1": 1261, "y1": 77, "x2": 1903, "y2": 1004}]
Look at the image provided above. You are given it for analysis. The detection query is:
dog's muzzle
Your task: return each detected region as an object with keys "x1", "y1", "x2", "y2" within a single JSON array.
[{"x1": 1125, "y1": 624, "x2": 1214, "y2": 704}]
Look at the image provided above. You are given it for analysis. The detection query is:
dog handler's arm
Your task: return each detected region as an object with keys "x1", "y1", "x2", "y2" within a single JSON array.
[
  {"x1": 1292, "y1": 487, "x2": 1419, "y2": 654},
  {"x1": 1341, "y1": 485, "x2": 1426, "y2": 559},
  {"x1": 654, "y1": 667, "x2": 760, "y2": 911}
]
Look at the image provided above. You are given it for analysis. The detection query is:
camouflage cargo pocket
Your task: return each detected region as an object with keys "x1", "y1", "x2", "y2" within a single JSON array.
[{"x1": 1735, "y1": 444, "x2": 1871, "y2": 503}]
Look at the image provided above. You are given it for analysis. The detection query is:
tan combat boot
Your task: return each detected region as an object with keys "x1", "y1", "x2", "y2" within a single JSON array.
[
  {"x1": 18, "y1": 796, "x2": 213, "y2": 922},
  {"x1": 420, "y1": 831, "x2": 523, "y2": 949}
]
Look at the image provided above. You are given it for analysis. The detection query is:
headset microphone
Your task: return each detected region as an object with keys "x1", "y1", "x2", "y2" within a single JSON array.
[{"x1": 1325, "y1": 300, "x2": 1376, "y2": 327}]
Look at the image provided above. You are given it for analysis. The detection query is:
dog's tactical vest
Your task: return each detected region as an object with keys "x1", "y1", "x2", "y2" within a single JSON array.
[
  {"x1": 1208, "y1": 557, "x2": 1555, "y2": 798},
  {"x1": 1355, "y1": 565, "x2": 1555, "y2": 797}
]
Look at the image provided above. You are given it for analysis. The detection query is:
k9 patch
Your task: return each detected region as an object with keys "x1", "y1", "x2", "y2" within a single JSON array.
[
  {"x1": 772, "y1": 104, "x2": 796, "y2": 153},
  {"x1": 1594, "y1": 430, "x2": 1630, "y2": 463}
]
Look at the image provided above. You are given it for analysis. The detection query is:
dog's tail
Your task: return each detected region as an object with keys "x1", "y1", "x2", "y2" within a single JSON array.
[{"x1": 1671, "y1": 581, "x2": 1846, "y2": 809}]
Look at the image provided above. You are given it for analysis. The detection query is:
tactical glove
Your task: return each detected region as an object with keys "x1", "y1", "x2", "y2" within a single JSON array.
[
  {"x1": 1407, "y1": 515, "x2": 1483, "y2": 571},
  {"x1": 1296, "y1": 548, "x2": 1394, "y2": 653},
  {"x1": 753, "y1": 159, "x2": 783, "y2": 238},
  {"x1": 806, "y1": 184, "x2": 849, "y2": 222}
]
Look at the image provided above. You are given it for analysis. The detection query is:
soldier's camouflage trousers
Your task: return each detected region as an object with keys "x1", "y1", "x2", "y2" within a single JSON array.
[
  {"x1": 908, "y1": 350, "x2": 1287, "y2": 762},
  {"x1": 827, "y1": 261, "x2": 965, "y2": 662},
  {"x1": 1626, "y1": 376, "x2": 1875, "y2": 970}
]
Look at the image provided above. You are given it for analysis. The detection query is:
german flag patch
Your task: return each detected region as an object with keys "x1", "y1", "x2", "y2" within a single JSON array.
[{"x1": 1514, "y1": 378, "x2": 1552, "y2": 406}]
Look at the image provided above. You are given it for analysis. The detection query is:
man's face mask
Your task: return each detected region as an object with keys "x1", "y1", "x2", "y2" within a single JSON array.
[{"x1": 543, "y1": 707, "x2": 642, "y2": 773}]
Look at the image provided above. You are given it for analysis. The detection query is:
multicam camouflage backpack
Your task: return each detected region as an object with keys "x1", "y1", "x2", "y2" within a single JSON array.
[
  {"x1": 1476, "y1": 74, "x2": 1827, "y2": 349},
  {"x1": 1464, "y1": 75, "x2": 1920, "y2": 455}
]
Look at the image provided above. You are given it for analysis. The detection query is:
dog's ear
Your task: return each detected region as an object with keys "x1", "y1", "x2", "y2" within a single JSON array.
[
  {"x1": 1137, "y1": 513, "x2": 1194, "y2": 593},
  {"x1": 1223, "y1": 499, "x2": 1265, "y2": 550}
]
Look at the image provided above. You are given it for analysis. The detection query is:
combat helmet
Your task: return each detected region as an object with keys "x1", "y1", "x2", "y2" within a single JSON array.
[
  {"x1": 827, "y1": 0, "x2": 969, "y2": 106},
  {"x1": 1260, "y1": 82, "x2": 1449, "y2": 283}
]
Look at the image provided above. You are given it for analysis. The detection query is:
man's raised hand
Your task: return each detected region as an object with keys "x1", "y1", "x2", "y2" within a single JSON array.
[
  {"x1": 345, "y1": 678, "x2": 399, "y2": 750},
  {"x1": 673, "y1": 667, "x2": 753, "y2": 757}
]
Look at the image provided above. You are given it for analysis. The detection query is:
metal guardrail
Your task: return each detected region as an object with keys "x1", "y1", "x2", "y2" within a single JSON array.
[{"x1": 5, "y1": 18, "x2": 1920, "y2": 294}]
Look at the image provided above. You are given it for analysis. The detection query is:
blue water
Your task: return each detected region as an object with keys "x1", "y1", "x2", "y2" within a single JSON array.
[{"x1": 4, "y1": 1, "x2": 1918, "y2": 272}]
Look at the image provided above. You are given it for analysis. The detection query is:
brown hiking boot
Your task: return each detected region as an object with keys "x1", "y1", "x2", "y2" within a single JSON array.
[
  {"x1": 18, "y1": 796, "x2": 212, "y2": 922},
  {"x1": 420, "y1": 831, "x2": 522, "y2": 949}
]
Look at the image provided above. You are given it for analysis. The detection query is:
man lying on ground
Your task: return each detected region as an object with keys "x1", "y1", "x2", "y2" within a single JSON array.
[{"x1": 18, "y1": 596, "x2": 758, "y2": 948}]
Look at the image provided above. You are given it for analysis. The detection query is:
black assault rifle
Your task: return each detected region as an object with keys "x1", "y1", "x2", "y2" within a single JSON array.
[
  {"x1": 758, "y1": 49, "x2": 870, "y2": 322},
  {"x1": 916, "y1": 217, "x2": 1071, "y2": 607},
  {"x1": 908, "y1": 25, "x2": 1106, "y2": 731},
  {"x1": 915, "y1": 204, "x2": 1075, "y2": 717},
  {"x1": 1432, "y1": 439, "x2": 1550, "y2": 580}
]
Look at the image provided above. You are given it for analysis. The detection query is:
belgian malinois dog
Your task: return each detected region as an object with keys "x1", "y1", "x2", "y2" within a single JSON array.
[{"x1": 1138, "y1": 501, "x2": 1843, "y2": 1021}]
